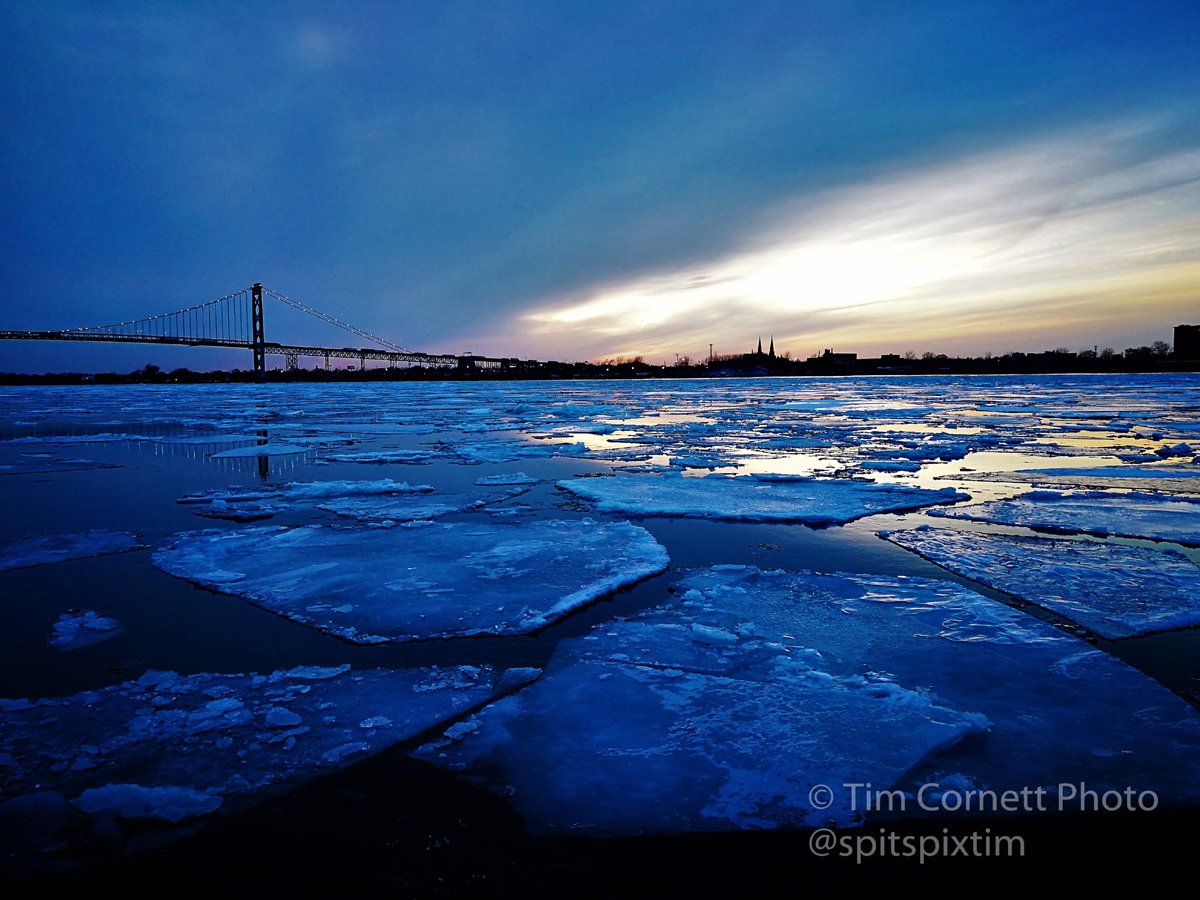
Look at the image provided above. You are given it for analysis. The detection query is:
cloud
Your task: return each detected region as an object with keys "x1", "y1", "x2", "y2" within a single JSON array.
[{"x1": 485, "y1": 120, "x2": 1200, "y2": 360}]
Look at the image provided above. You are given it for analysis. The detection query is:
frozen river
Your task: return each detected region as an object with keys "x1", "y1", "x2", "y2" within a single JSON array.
[{"x1": 1, "y1": 374, "x2": 1199, "y2": 884}]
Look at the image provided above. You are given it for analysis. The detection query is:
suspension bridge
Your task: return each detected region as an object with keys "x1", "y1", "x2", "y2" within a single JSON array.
[{"x1": 0, "y1": 284, "x2": 524, "y2": 377}]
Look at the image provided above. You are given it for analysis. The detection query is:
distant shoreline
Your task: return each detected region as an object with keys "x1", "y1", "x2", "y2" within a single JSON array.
[{"x1": 2, "y1": 357, "x2": 1199, "y2": 385}]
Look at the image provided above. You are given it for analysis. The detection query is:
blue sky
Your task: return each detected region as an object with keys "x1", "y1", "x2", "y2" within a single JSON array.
[{"x1": 2, "y1": 1, "x2": 1199, "y2": 371}]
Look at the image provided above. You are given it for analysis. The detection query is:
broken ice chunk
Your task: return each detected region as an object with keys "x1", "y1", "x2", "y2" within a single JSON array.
[
  {"x1": 177, "y1": 479, "x2": 434, "y2": 506},
  {"x1": 152, "y1": 521, "x2": 668, "y2": 643},
  {"x1": 317, "y1": 494, "x2": 490, "y2": 523},
  {"x1": 882, "y1": 527, "x2": 1200, "y2": 639},
  {"x1": 48, "y1": 611, "x2": 123, "y2": 651},
  {"x1": 929, "y1": 491, "x2": 1200, "y2": 546},
  {"x1": 557, "y1": 473, "x2": 965, "y2": 524},
  {"x1": 264, "y1": 708, "x2": 303, "y2": 727},
  {"x1": 475, "y1": 473, "x2": 539, "y2": 486},
  {"x1": 195, "y1": 499, "x2": 279, "y2": 522},
  {"x1": 320, "y1": 450, "x2": 439, "y2": 464},
  {"x1": 418, "y1": 567, "x2": 1200, "y2": 834},
  {"x1": 0, "y1": 531, "x2": 145, "y2": 572}
]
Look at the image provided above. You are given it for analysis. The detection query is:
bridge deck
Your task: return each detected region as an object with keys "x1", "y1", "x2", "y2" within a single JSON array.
[{"x1": 0, "y1": 331, "x2": 520, "y2": 370}]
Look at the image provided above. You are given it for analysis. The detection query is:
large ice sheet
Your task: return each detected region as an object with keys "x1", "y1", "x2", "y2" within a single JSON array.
[
  {"x1": 418, "y1": 567, "x2": 1200, "y2": 834},
  {"x1": 0, "y1": 531, "x2": 145, "y2": 572},
  {"x1": 152, "y1": 520, "x2": 669, "y2": 643},
  {"x1": 883, "y1": 527, "x2": 1200, "y2": 638},
  {"x1": 930, "y1": 491, "x2": 1200, "y2": 546},
  {"x1": 0, "y1": 664, "x2": 497, "y2": 821},
  {"x1": 558, "y1": 472, "x2": 965, "y2": 524}
]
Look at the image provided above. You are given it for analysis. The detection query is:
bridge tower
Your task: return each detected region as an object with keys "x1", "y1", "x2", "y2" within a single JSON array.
[{"x1": 251, "y1": 283, "x2": 266, "y2": 379}]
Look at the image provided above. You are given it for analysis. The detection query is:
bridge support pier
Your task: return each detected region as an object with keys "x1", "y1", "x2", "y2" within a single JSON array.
[{"x1": 252, "y1": 283, "x2": 265, "y2": 379}]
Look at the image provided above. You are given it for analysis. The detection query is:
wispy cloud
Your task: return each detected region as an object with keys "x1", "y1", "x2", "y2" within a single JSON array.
[{"x1": 491, "y1": 120, "x2": 1200, "y2": 360}]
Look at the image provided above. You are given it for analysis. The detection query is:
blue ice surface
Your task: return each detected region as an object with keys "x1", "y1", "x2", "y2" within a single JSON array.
[
  {"x1": 48, "y1": 610, "x2": 124, "y2": 651},
  {"x1": 883, "y1": 527, "x2": 1200, "y2": 639},
  {"x1": 930, "y1": 490, "x2": 1200, "y2": 546},
  {"x1": 151, "y1": 520, "x2": 669, "y2": 643},
  {"x1": 177, "y1": 479, "x2": 434, "y2": 505},
  {"x1": 474, "y1": 473, "x2": 540, "y2": 486},
  {"x1": 317, "y1": 493, "x2": 494, "y2": 523},
  {"x1": 557, "y1": 472, "x2": 966, "y2": 524},
  {"x1": 0, "y1": 531, "x2": 145, "y2": 572},
  {"x1": 417, "y1": 567, "x2": 1200, "y2": 834},
  {"x1": 0, "y1": 664, "x2": 498, "y2": 821}
]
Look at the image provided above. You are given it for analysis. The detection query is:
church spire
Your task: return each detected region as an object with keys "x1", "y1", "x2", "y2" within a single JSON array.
[
  {"x1": 757, "y1": 336, "x2": 763, "y2": 355},
  {"x1": 769, "y1": 336, "x2": 775, "y2": 358}
]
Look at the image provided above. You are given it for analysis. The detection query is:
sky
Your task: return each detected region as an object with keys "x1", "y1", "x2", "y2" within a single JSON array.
[{"x1": 1, "y1": 1, "x2": 1199, "y2": 371}]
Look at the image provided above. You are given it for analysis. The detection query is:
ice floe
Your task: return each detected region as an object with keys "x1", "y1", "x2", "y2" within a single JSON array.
[
  {"x1": 317, "y1": 494, "x2": 492, "y2": 523},
  {"x1": 48, "y1": 611, "x2": 124, "y2": 651},
  {"x1": 930, "y1": 491, "x2": 1200, "y2": 546},
  {"x1": 0, "y1": 531, "x2": 145, "y2": 572},
  {"x1": 193, "y1": 499, "x2": 280, "y2": 522},
  {"x1": 883, "y1": 527, "x2": 1200, "y2": 638},
  {"x1": 451, "y1": 440, "x2": 588, "y2": 464},
  {"x1": 318, "y1": 449, "x2": 439, "y2": 465},
  {"x1": 152, "y1": 520, "x2": 669, "y2": 643},
  {"x1": 418, "y1": 567, "x2": 1200, "y2": 834},
  {"x1": 176, "y1": 479, "x2": 435, "y2": 521},
  {"x1": 557, "y1": 472, "x2": 966, "y2": 524},
  {"x1": 0, "y1": 664, "x2": 497, "y2": 821},
  {"x1": 474, "y1": 473, "x2": 540, "y2": 486}
]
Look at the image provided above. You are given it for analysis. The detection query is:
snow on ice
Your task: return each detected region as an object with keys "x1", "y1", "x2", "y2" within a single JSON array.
[
  {"x1": 557, "y1": 472, "x2": 966, "y2": 524},
  {"x1": 151, "y1": 520, "x2": 669, "y2": 642},
  {"x1": 417, "y1": 567, "x2": 1200, "y2": 834}
]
